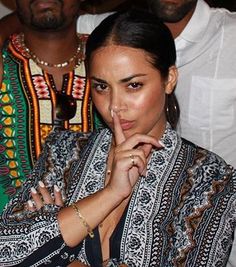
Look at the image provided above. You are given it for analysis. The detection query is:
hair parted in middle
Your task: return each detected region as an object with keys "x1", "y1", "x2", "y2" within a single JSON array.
[{"x1": 85, "y1": 9, "x2": 180, "y2": 128}]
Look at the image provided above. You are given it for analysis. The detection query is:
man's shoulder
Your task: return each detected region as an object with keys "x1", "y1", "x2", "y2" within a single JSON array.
[
  {"x1": 210, "y1": 6, "x2": 236, "y2": 29},
  {"x1": 77, "y1": 13, "x2": 113, "y2": 34},
  {"x1": 223, "y1": 10, "x2": 236, "y2": 30}
]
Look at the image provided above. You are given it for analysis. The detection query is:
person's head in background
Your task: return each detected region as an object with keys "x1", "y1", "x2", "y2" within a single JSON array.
[
  {"x1": 147, "y1": 0, "x2": 197, "y2": 23},
  {"x1": 85, "y1": 10, "x2": 179, "y2": 140},
  {"x1": 15, "y1": 0, "x2": 80, "y2": 31}
]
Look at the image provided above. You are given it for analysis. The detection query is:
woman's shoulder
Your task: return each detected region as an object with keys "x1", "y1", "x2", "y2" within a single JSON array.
[
  {"x1": 44, "y1": 129, "x2": 90, "y2": 147},
  {"x1": 43, "y1": 128, "x2": 109, "y2": 155},
  {"x1": 181, "y1": 137, "x2": 236, "y2": 185},
  {"x1": 169, "y1": 138, "x2": 236, "y2": 266}
]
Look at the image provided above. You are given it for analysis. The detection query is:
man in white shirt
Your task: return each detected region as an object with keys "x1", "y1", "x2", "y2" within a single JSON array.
[{"x1": 165, "y1": 0, "x2": 236, "y2": 169}]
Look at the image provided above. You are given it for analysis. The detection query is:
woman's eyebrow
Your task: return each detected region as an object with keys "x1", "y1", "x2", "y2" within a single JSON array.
[
  {"x1": 90, "y1": 77, "x2": 107, "y2": 83},
  {"x1": 90, "y1": 73, "x2": 147, "y2": 84},
  {"x1": 119, "y1": 74, "x2": 147, "y2": 83}
]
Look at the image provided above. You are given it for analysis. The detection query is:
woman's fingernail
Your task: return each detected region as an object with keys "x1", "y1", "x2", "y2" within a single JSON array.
[
  {"x1": 54, "y1": 184, "x2": 60, "y2": 192},
  {"x1": 111, "y1": 109, "x2": 114, "y2": 118},
  {"x1": 28, "y1": 200, "x2": 34, "y2": 208},
  {"x1": 158, "y1": 140, "x2": 165, "y2": 147},
  {"x1": 38, "y1": 181, "x2": 45, "y2": 188},
  {"x1": 30, "y1": 187, "x2": 37, "y2": 194}
]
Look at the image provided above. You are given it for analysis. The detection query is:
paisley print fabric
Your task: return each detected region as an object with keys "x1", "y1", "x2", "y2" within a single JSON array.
[{"x1": 0, "y1": 126, "x2": 235, "y2": 266}]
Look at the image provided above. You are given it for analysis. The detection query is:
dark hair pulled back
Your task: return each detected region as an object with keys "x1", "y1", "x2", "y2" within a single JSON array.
[{"x1": 86, "y1": 9, "x2": 180, "y2": 128}]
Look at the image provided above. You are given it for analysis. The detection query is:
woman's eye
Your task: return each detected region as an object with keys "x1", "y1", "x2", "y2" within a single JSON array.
[
  {"x1": 92, "y1": 82, "x2": 107, "y2": 92},
  {"x1": 128, "y1": 82, "x2": 143, "y2": 90}
]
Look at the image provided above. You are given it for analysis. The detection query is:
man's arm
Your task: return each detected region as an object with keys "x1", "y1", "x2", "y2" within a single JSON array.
[
  {"x1": 0, "y1": 12, "x2": 21, "y2": 46},
  {"x1": 0, "y1": 12, "x2": 22, "y2": 84},
  {"x1": 79, "y1": 0, "x2": 128, "y2": 14}
]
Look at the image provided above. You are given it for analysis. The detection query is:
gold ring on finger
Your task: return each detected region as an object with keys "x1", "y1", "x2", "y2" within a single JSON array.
[{"x1": 129, "y1": 154, "x2": 135, "y2": 166}]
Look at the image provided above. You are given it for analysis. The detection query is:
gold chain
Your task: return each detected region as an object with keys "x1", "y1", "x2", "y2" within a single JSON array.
[{"x1": 18, "y1": 33, "x2": 84, "y2": 68}]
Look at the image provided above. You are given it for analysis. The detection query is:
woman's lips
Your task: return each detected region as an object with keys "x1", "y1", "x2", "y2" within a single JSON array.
[{"x1": 119, "y1": 119, "x2": 135, "y2": 130}]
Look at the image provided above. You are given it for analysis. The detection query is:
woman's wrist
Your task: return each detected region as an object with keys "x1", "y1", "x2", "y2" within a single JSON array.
[
  {"x1": 58, "y1": 186, "x2": 124, "y2": 247},
  {"x1": 103, "y1": 183, "x2": 128, "y2": 205}
]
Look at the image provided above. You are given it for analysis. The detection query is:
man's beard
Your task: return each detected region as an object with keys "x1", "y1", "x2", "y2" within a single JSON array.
[
  {"x1": 16, "y1": 0, "x2": 65, "y2": 31},
  {"x1": 148, "y1": 0, "x2": 197, "y2": 23},
  {"x1": 30, "y1": 9, "x2": 65, "y2": 30}
]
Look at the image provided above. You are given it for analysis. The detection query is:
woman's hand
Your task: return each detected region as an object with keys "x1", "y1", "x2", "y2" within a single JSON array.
[
  {"x1": 107, "y1": 111, "x2": 163, "y2": 199},
  {"x1": 58, "y1": 112, "x2": 164, "y2": 247},
  {"x1": 27, "y1": 181, "x2": 64, "y2": 211}
]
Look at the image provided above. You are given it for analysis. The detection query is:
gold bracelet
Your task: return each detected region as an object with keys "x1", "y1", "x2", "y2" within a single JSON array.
[{"x1": 71, "y1": 203, "x2": 94, "y2": 238}]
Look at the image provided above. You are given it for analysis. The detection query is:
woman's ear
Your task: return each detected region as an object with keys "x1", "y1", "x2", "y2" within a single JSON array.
[{"x1": 164, "y1": 66, "x2": 178, "y2": 94}]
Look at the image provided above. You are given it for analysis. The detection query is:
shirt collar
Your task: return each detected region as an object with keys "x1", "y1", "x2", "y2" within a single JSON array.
[{"x1": 176, "y1": 0, "x2": 211, "y2": 43}]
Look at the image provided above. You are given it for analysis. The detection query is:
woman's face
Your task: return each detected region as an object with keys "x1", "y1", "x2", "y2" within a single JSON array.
[{"x1": 88, "y1": 45, "x2": 177, "y2": 139}]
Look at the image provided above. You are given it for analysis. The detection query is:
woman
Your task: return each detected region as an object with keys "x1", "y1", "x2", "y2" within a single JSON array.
[{"x1": 0, "y1": 10, "x2": 235, "y2": 267}]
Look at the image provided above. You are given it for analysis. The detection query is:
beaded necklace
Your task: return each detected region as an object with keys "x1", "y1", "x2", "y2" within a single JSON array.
[{"x1": 18, "y1": 33, "x2": 84, "y2": 68}]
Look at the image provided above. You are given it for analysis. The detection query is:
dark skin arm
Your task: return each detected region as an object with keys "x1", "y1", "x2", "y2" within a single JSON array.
[
  {"x1": 0, "y1": 12, "x2": 21, "y2": 45},
  {"x1": 79, "y1": 0, "x2": 148, "y2": 14},
  {"x1": 0, "y1": 12, "x2": 22, "y2": 84},
  {"x1": 80, "y1": 0, "x2": 128, "y2": 14}
]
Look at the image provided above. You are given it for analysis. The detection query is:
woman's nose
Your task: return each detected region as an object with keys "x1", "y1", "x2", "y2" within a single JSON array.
[
  {"x1": 110, "y1": 105, "x2": 121, "y2": 114},
  {"x1": 109, "y1": 92, "x2": 126, "y2": 114}
]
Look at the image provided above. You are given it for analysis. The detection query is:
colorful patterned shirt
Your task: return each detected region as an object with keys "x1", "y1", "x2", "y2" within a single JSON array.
[{"x1": 0, "y1": 33, "x2": 94, "y2": 211}]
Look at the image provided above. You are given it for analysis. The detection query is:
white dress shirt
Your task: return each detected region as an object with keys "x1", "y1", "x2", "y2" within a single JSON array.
[
  {"x1": 77, "y1": 13, "x2": 112, "y2": 34},
  {"x1": 175, "y1": 0, "x2": 236, "y2": 168}
]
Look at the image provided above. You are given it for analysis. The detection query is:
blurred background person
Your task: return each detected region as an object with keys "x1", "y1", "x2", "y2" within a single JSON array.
[{"x1": 0, "y1": 0, "x2": 97, "y2": 212}]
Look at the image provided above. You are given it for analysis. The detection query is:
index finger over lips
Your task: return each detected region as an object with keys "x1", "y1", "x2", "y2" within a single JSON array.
[{"x1": 113, "y1": 111, "x2": 126, "y2": 145}]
